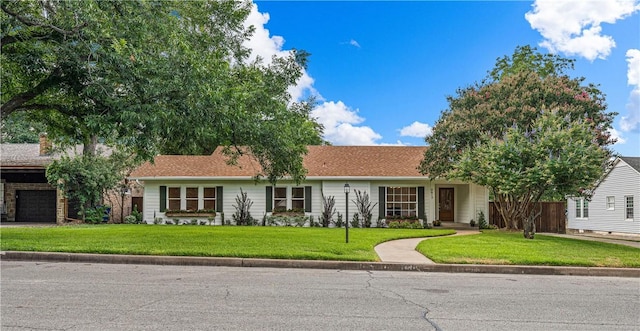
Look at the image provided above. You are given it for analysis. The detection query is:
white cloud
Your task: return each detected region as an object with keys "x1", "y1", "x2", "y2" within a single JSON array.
[
  {"x1": 244, "y1": 4, "x2": 382, "y2": 145},
  {"x1": 243, "y1": 3, "x2": 319, "y2": 102},
  {"x1": 627, "y1": 49, "x2": 640, "y2": 86},
  {"x1": 310, "y1": 101, "x2": 382, "y2": 145},
  {"x1": 608, "y1": 127, "x2": 626, "y2": 145},
  {"x1": 621, "y1": 49, "x2": 640, "y2": 133},
  {"x1": 525, "y1": 0, "x2": 640, "y2": 61},
  {"x1": 399, "y1": 121, "x2": 433, "y2": 138}
]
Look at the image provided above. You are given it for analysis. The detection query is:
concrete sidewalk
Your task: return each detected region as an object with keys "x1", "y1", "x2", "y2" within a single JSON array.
[{"x1": 375, "y1": 230, "x2": 480, "y2": 264}]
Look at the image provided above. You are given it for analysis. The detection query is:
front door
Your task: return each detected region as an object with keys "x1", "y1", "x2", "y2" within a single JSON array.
[{"x1": 438, "y1": 188, "x2": 454, "y2": 222}]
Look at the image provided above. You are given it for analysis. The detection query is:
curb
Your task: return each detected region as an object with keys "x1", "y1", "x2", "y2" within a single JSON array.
[{"x1": 2, "y1": 251, "x2": 639, "y2": 278}]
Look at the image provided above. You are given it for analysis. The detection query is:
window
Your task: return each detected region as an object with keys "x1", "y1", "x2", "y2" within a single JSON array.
[
  {"x1": 606, "y1": 196, "x2": 615, "y2": 210},
  {"x1": 385, "y1": 187, "x2": 417, "y2": 218},
  {"x1": 168, "y1": 187, "x2": 181, "y2": 210},
  {"x1": 274, "y1": 187, "x2": 287, "y2": 212},
  {"x1": 625, "y1": 196, "x2": 634, "y2": 219},
  {"x1": 185, "y1": 187, "x2": 198, "y2": 211},
  {"x1": 165, "y1": 186, "x2": 219, "y2": 212},
  {"x1": 291, "y1": 187, "x2": 305, "y2": 210},
  {"x1": 575, "y1": 198, "x2": 589, "y2": 219},
  {"x1": 203, "y1": 188, "x2": 216, "y2": 210}
]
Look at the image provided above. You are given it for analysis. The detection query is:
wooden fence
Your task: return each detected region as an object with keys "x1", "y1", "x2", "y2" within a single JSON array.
[{"x1": 488, "y1": 201, "x2": 566, "y2": 233}]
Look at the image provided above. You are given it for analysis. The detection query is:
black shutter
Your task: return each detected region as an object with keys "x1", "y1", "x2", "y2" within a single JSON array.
[
  {"x1": 418, "y1": 187, "x2": 425, "y2": 220},
  {"x1": 266, "y1": 186, "x2": 273, "y2": 212},
  {"x1": 304, "y1": 186, "x2": 312, "y2": 212},
  {"x1": 216, "y1": 187, "x2": 223, "y2": 212},
  {"x1": 160, "y1": 186, "x2": 167, "y2": 212},
  {"x1": 379, "y1": 186, "x2": 385, "y2": 218}
]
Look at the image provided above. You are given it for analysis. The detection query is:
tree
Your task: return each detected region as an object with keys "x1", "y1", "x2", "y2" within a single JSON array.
[
  {"x1": 420, "y1": 46, "x2": 615, "y2": 238},
  {"x1": 45, "y1": 149, "x2": 137, "y2": 220},
  {"x1": 0, "y1": 112, "x2": 44, "y2": 143},
  {"x1": 2, "y1": 0, "x2": 321, "y2": 178},
  {"x1": 452, "y1": 110, "x2": 609, "y2": 239}
]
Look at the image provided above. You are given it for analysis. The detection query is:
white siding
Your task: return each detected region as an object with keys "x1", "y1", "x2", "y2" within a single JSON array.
[
  {"x1": 139, "y1": 178, "x2": 490, "y2": 227},
  {"x1": 473, "y1": 184, "x2": 489, "y2": 222},
  {"x1": 456, "y1": 185, "x2": 470, "y2": 223},
  {"x1": 567, "y1": 160, "x2": 640, "y2": 234}
]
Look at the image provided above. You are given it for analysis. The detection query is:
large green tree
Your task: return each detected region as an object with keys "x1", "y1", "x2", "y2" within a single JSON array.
[
  {"x1": 420, "y1": 46, "x2": 615, "y2": 238},
  {"x1": 2, "y1": 0, "x2": 322, "y2": 216}
]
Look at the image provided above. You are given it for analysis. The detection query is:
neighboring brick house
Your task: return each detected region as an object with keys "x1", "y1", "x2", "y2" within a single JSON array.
[
  {"x1": 1, "y1": 135, "x2": 141, "y2": 223},
  {"x1": 129, "y1": 146, "x2": 489, "y2": 226}
]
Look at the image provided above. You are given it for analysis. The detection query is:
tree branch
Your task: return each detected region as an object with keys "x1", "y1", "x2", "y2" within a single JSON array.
[
  {"x1": 1, "y1": 3, "x2": 88, "y2": 37},
  {"x1": 0, "y1": 69, "x2": 63, "y2": 118}
]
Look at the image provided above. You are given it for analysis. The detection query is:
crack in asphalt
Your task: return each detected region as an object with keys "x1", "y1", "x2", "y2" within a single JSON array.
[{"x1": 364, "y1": 271, "x2": 443, "y2": 331}]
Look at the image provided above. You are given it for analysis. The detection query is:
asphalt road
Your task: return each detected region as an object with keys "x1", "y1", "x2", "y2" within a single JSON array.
[{"x1": 1, "y1": 261, "x2": 639, "y2": 331}]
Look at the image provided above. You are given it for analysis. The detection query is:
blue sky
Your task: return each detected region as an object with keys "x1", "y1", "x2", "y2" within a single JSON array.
[{"x1": 245, "y1": 1, "x2": 640, "y2": 156}]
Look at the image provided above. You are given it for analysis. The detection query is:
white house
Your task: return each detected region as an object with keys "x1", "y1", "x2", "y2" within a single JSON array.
[
  {"x1": 129, "y1": 146, "x2": 489, "y2": 226},
  {"x1": 567, "y1": 156, "x2": 640, "y2": 236}
]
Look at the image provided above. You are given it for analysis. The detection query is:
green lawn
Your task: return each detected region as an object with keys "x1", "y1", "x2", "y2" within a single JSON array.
[
  {"x1": 417, "y1": 230, "x2": 640, "y2": 268},
  {"x1": 0, "y1": 225, "x2": 454, "y2": 261}
]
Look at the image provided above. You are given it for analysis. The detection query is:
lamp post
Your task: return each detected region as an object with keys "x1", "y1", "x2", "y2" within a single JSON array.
[{"x1": 344, "y1": 183, "x2": 350, "y2": 243}]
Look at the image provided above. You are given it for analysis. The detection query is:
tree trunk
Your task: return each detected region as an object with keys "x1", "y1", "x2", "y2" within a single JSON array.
[{"x1": 81, "y1": 135, "x2": 100, "y2": 216}]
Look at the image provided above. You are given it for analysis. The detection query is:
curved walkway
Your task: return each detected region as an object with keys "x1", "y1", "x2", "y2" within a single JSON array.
[{"x1": 375, "y1": 230, "x2": 480, "y2": 263}]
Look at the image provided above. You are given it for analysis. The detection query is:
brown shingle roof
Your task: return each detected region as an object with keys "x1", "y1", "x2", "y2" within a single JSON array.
[{"x1": 130, "y1": 146, "x2": 428, "y2": 179}]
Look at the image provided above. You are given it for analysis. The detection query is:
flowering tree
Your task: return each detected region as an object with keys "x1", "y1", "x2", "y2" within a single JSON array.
[
  {"x1": 420, "y1": 46, "x2": 615, "y2": 238},
  {"x1": 452, "y1": 110, "x2": 609, "y2": 239}
]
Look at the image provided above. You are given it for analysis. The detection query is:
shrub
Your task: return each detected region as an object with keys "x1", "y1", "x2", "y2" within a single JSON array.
[
  {"x1": 233, "y1": 189, "x2": 254, "y2": 226},
  {"x1": 154, "y1": 217, "x2": 163, "y2": 225},
  {"x1": 333, "y1": 212, "x2": 344, "y2": 228},
  {"x1": 131, "y1": 205, "x2": 143, "y2": 223},
  {"x1": 124, "y1": 215, "x2": 138, "y2": 224},
  {"x1": 350, "y1": 213, "x2": 361, "y2": 228},
  {"x1": 320, "y1": 194, "x2": 336, "y2": 227},
  {"x1": 189, "y1": 219, "x2": 198, "y2": 225},
  {"x1": 352, "y1": 190, "x2": 377, "y2": 228},
  {"x1": 477, "y1": 211, "x2": 490, "y2": 229},
  {"x1": 83, "y1": 206, "x2": 110, "y2": 224},
  {"x1": 387, "y1": 220, "x2": 423, "y2": 229}
]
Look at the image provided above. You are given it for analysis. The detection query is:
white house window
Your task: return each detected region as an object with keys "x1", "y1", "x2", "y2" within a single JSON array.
[
  {"x1": 203, "y1": 188, "x2": 216, "y2": 210},
  {"x1": 625, "y1": 196, "x2": 634, "y2": 219},
  {"x1": 274, "y1": 187, "x2": 287, "y2": 212},
  {"x1": 291, "y1": 187, "x2": 305, "y2": 210},
  {"x1": 575, "y1": 198, "x2": 589, "y2": 219},
  {"x1": 606, "y1": 196, "x2": 615, "y2": 210},
  {"x1": 185, "y1": 187, "x2": 198, "y2": 211},
  {"x1": 386, "y1": 187, "x2": 417, "y2": 218},
  {"x1": 168, "y1": 187, "x2": 181, "y2": 210}
]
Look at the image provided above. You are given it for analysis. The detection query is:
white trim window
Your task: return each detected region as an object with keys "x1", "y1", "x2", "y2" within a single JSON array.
[
  {"x1": 606, "y1": 196, "x2": 615, "y2": 210},
  {"x1": 291, "y1": 187, "x2": 305, "y2": 210},
  {"x1": 385, "y1": 187, "x2": 417, "y2": 218},
  {"x1": 203, "y1": 188, "x2": 216, "y2": 210},
  {"x1": 185, "y1": 187, "x2": 198, "y2": 211},
  {"x1": 168, "y1": 187, "x2": 181, "y2": 210},
  {"x1": 625, "y1": 196, "x2": 634, "y2": 220},
  {"x1": 273, "y1": 187, "x2": 287, "y2": 212},
  {"x1": 575, "y1": 198, "x2": 589, "y2": 219}
]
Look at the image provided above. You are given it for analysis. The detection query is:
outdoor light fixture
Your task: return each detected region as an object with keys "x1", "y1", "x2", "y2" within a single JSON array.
[{"x1": 344, "y1": 183, "x2": 350, "y2": 243}]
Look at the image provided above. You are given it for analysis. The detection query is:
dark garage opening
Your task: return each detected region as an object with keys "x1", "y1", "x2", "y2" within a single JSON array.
[{"x1": 16, "y1": 190, "x2": 57, "y2": 222}]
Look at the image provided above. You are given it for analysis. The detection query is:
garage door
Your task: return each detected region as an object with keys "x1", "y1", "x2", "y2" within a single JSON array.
[{"x1": 16, "y1": 190, "x2": 57, "y2": 222}]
